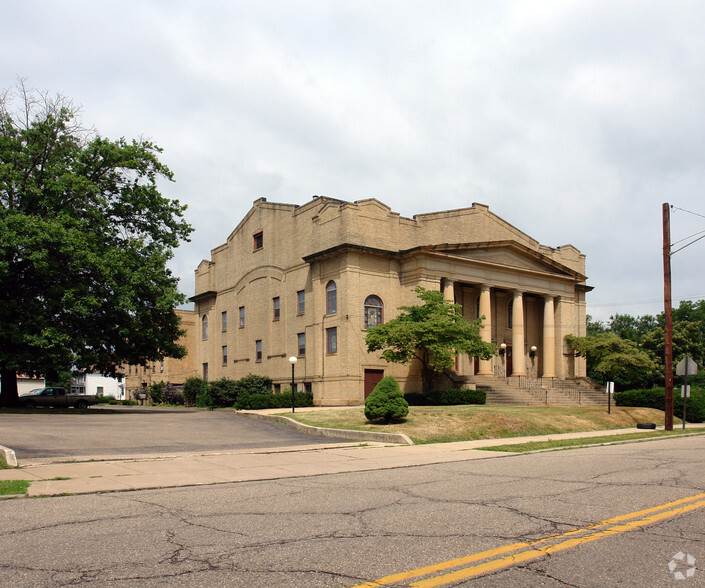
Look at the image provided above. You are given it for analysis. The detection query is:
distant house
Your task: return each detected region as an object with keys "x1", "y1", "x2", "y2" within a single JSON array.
[
  {"x1": 190, "y1": 196, "x2": 592, "y2": 406},
  {"x1": 71, "y1": 373, "x2": 124, "y2": 399}
]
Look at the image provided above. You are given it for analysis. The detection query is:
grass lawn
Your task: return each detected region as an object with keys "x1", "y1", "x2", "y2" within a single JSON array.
[
  {"x1": 283, "y1": 405, "x2": 674, "y2": 444},
  {"x1": 0, "y1": 480, "x2": 30, "y2": 496}
]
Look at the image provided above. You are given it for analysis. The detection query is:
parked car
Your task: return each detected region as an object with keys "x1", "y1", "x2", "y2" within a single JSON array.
[{"x1": 19, "y1": 387, "x2": 98, "y2": 409}]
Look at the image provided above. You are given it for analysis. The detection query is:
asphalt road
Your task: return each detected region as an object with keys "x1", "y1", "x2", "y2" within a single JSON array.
[
  {"x1": 0, "y1": 436, "x2": 703, "y2": 586},
  {"x1": 0, "y1": 406, "x2": 348, "y2": 459}
]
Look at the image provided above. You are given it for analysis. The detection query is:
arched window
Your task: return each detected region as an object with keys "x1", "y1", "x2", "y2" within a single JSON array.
[
  {"x1": 326, "y1": 281, "x2": 337, "y2": 314},
  {"x1": 202, "y1": 315, "x2": 209, "y2": 340},
  {"x1": 364, "y1": 295, "x2": 383, "y2": 328}
]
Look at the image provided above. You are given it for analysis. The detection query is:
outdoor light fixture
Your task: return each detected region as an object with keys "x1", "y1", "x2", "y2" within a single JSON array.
[
  {"x1": 499, "y1": 343, "x2": 507, "y2": 356},
  {"x1": 288, "y1": 356, "x2": 297, "y2": 413},
  {"x1": 529, "y1": 345, "x2": 537, "y2": 358}
]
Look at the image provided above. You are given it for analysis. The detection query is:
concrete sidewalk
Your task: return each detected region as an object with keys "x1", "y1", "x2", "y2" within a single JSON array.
[{"x1": 3, "y1": 425, "x2": 702, "y2": 498}]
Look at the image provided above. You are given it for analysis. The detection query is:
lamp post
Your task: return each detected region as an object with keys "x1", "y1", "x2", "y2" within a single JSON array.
[
  {"x1": 499, "y1": 343, "x2": 507, "y2": 378},
  {"x1": 288, "y1": 356, "x2": 297, "y2": 413}
]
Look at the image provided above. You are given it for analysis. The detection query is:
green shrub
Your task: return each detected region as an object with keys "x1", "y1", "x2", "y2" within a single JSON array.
[
  {"x1": 235, "y1": 391, "x2": 313, "y2": 410},
  {"x1": 149, "y1": 381, "x2": 165, "y2": 404},
  {"x1": 404, "y1": 389, "x2": 486, "y2": 406},
  {"x1": 184, "y1": 377, "x2": 208, "y2": 407},
  {"x1": 206, "y1": 378, "x2": 239, "y2": 407},
  {"x1": 120, "y1": 399, "x2": 139, "y2": 406},
  {"x1": 234, "y1": 374, "x2": 273, "y2": 397},
  {"x1": 365, "y1": 376, "x2": 409, "y2": 423},
  {"x1": 616, "y1": 386, "x2": 705, "y2": 423},
  {"x1": 162, "y1": 384, "x2": 184, "y2": 405},
  {"x1": 96, "y1": 394, "x2": 119, "y2": 405}
]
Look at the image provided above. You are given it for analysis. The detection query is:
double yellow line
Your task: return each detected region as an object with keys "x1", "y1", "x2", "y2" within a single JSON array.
[{"x1": 352, "y1": 492, "x2": 705, "y2": 587}]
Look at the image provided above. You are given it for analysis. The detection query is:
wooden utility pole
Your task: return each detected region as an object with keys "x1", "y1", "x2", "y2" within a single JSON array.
[{"x1": 663, "y1": 203, "x2": 674, "y2": 430}]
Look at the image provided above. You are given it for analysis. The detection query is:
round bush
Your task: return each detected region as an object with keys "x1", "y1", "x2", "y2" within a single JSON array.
[{"x1": 365, "y1": 376, "x2": 409, "y2": 423}]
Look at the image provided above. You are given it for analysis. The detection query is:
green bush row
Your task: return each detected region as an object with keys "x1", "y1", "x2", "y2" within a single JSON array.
[
  {"x1": 404, "y1": 389, "x2": 487, "y2": 406},
  {"x1": 96, "y1": 395, "x2": 138, "y2": 406},
  {"x1": 235, "y1": 391, "x2": 314, "y2": 410},
  {"x1": 615, "y1": 387, "x2": 705, "y2": 423}
]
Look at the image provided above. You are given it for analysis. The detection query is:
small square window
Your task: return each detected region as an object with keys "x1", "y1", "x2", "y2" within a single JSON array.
[
  {"x1": 253, "y1": 231, "x2": 263, "y2": 250},
  {"x1": 273, "y1": 297, "x2": 280, "y2": 320},
  {"x1": 256, "y1": 340, "x2": 262, "y2": 362},
  {"x1": 297, "y1": 290, "x2": 305, "y2": 314},
  {"x1": 239, "y1": 306, "x2": 245, "y2": 328}
]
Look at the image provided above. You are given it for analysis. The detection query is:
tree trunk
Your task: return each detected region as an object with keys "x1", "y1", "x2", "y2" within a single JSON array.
[{"x1": 0, "y1": 366, "x2": 19, "y2": 407}]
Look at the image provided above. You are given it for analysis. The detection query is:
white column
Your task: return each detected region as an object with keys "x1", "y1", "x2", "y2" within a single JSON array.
[
  {"x1": 542, "y1": 296, "x2": 556, "y2": 378},
  {"x1": 442, "y1": 278, "x2": 455, "y2": 302},
  {"x1": 511, "y1": 290, "x2": 526, "y2": 376},
  {"x1": 478, "y1": 285, "x2": 493, "y2": 375}
]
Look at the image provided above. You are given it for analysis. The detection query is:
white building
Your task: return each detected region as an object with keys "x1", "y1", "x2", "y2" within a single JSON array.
[{"x1": 71, "y1": 373, "x2": 125, "y2": 399}]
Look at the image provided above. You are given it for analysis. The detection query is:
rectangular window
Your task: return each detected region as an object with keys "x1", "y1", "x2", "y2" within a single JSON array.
[
  {"x1": 297, "y1": 332, "x2": 306, "y2": 356},
  {"x1": 221, "y1": 311, "x2": 227, "y2": 331},
  {"x1": 273, "y1": 297, "x2": 280, "y2": 320},
  {"x1": 203, "y1": 363, "x2": 209, "y2": 381},
  {"x1": 326, "y1": 327, "x2": 337, "y2": 354},
  {"x1": 222, "y1": 345, "x2": 228, "y2": 366},
  {"x1": 160, "y1": 360, "x2": 164, "y2": 372},
  {"x1": 253, "y1": 231, "x2": 263, "y2": 250},
  {"x1": 239, "y1": 306, "x2": 245, "y2": 328},
  {"x1": 256, "y1": 340, "x2": 262, "y2": 362},
  {"x1": 304, "y1": 382, "x2": 312, "y2": 394},
  {"x1": 297, "y1": 290, "x2": 305, "y2": 314},
  {"x1": 152, "y1": 361, "x2": 156, "y2": 374},
  {"x1": 97, "y1": 386, "x2": 104, "y2": 395}
]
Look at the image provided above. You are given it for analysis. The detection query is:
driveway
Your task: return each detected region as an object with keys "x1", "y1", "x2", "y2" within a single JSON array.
[{"x1": 0, "y1": 406, "x2": 348, "y2": 460}]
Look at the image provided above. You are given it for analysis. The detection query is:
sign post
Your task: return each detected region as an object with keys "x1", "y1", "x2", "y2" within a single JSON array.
[
  {"x1": 606, "y1": 381, "x2": 614, "y2": 414},
  {"x1": 676, "y1": 356, "x2": 698, "y2": 430}
]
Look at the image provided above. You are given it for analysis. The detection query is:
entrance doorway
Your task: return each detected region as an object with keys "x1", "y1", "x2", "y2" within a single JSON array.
[
  {"x1": 364, "y1": 369, "x2": 385, "y2": 399},
  {"x1": 505, "y1": 346, "x2": 513, "y2": 376}
]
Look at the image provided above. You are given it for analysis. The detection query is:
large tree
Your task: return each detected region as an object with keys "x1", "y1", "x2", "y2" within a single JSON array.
[
  {"x1": 0, "y1": 83, "x2": 192, "y2": 406},
  {"x1": 365, "y1": 286, "x2": 496, "y2": 392},
  {"x1": 565, "y1": 333, "x2": 658, "y2": 390}
]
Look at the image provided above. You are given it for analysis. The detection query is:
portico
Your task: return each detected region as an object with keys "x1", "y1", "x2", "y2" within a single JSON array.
[{"x1": 407, "y1": 240, "x2": 589, "y2": 382}]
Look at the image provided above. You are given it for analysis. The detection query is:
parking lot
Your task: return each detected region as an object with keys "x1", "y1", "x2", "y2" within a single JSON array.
[{"x1": 0, "y1": 405, "x2": 347, "y2": 461}]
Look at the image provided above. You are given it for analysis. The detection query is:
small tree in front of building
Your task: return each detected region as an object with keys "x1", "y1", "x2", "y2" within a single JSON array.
[
  {"x1": 365, "y1": 287, "x2": 496, "y2": 393},
  {"x1": 364, "y1": 376, "x2": 409, "y2": 423}
]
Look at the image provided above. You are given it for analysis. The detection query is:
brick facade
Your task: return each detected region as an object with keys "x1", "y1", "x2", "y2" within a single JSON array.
[{"x1": 191, "y1": 197, "x2": 591, "y2": 406}]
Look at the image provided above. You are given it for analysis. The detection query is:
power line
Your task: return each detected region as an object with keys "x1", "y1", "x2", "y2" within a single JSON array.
[
  {"x1": 671, "y1": 205, "x2": 705, "y2": 220},
  {"x1": 588, "y1": 294, "x2": 705, "y2": 309}
]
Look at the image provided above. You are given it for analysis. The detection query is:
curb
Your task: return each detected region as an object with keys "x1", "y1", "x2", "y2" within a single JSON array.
[
  {"x1": 0, "y1": 445, "x2": 18, "y2": 467},
  {"x1": 239, "y1": 411, "x2": 414, "y2": 445}
]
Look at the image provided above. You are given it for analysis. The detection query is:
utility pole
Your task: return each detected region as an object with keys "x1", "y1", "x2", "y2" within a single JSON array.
[{"x1": 663, "y1": 203, "x2": 674, "y2": 431}]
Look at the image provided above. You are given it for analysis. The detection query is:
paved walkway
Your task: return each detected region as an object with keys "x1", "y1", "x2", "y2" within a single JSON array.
[{"x1": 3, "y1": 416, "x2": 701, "y2": 497}]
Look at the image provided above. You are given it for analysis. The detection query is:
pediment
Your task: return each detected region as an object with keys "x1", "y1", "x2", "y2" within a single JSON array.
[{"x1": 429, "y1": 242, "x2": 583, "y2": 279}]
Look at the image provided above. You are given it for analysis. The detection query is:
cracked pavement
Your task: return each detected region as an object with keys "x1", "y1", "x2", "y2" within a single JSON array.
[{"x1": 0, "y1": 436, "x2": 704, "y2": 586}]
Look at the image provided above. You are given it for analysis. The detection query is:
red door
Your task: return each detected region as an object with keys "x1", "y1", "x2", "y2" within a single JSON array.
[{"x1": 364, "y1": 369, "x2": 385, "y2": 399}]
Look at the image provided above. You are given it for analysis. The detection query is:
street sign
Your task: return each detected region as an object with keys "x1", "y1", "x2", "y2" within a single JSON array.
[{"x1": 676, "y1": 356, "x2": 699, "y2": 376}]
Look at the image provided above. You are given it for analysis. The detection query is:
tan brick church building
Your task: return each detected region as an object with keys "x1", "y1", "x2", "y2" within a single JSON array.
[{"x1": 189, "y1": 196, "x2": 591, "y2": 406}]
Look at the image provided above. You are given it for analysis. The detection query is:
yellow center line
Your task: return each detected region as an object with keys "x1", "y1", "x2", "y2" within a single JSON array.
[{"x1": 350, "y1": 492, "x2": 705, "y2": 588}]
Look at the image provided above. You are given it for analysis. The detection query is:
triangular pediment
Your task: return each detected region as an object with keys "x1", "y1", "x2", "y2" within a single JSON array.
[{"x1": 425, "y1": 241, "x2": 584, "y2": 280}]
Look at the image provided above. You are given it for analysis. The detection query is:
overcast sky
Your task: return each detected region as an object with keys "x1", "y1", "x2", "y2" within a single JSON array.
[{"x1": 3, "y1": 0, "x2": 705, "y2": 323}]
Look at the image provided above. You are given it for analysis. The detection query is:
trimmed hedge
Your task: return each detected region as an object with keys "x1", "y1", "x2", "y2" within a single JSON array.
[
  {"x1": 235, "y1": 391, "x2": 313, "y2": 410},
  {"x1": 404, "y1": 389, "x2": 487, "y2": 406},
  {"x1": 616, "y1": 387, "x2": 705, "y2": 423}
]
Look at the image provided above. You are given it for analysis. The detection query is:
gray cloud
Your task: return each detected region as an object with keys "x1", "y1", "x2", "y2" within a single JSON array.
[{"x1": 3, "y1": 0, "x2": 704, "y2": 322}]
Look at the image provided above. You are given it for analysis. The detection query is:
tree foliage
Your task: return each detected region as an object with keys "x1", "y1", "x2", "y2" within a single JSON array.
[
  {"x1": 565, "y1": 333, "x2": 659, "y2": 390},
  {"x1": 365, "y1": 287, "x2": 496, "y2": 392},
  {"x1": 0, "y1": 82, "x2": 192, "y2": 406}
]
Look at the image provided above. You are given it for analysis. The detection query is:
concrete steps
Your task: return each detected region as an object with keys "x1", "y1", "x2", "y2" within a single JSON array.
[{"x1": 470, "y1": 375, "x2": 607, "y2": 407}]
